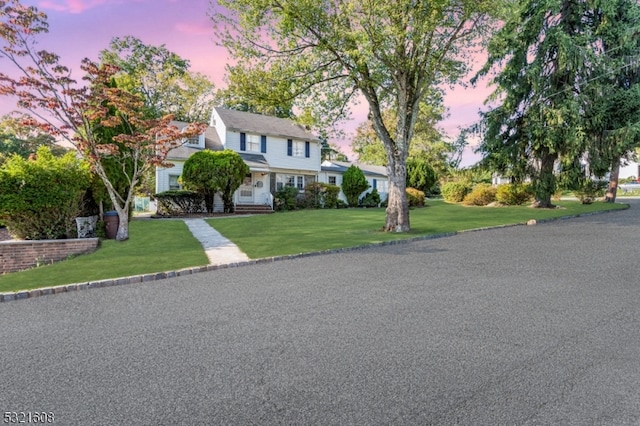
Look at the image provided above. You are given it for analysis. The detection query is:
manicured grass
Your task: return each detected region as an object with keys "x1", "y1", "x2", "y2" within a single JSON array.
[
  {"x1": 0, "y1": 220, "x2": 208, "y2": 292},
  {"x1": 207, "y1": 200, "x2": 628, "y2": 259},
  {"x1": 0, "y1": 200, "x2": 627, "y2": 294}
]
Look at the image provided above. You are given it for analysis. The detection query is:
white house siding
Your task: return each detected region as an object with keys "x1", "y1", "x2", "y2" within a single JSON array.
[
  {"x1": 318, "y1": 166, "x2": 388, "y2": 204},
  {"x1": 156, "y1": 161, "x2": 185, "y2": 194},
  {"x1": 210, "y1": 109, "x2": 228, "y2": 149},
  {"x1": 224, "y1": 130, "x2": 321, "y2": 173},
  {"x1": 619, "y1": 161, "x2": 640, "y2": 180}
]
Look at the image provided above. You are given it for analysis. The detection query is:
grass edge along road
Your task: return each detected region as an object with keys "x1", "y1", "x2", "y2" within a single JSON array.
[{"x1": 0, "y1": 200, "x2": 628, "y2": 292}]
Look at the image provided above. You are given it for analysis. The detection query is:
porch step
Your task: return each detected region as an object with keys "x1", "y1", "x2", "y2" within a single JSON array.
[{"x1": 235, "y1": 204, "x2": 273, "y2": 214}]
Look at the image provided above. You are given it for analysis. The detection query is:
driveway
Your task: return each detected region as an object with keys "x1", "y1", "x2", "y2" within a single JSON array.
[{"x1": 2, "y1": 201, "x2": 640, "y2": 425}]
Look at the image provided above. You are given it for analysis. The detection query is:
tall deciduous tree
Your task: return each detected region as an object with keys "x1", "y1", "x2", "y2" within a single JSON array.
[
  {"x1": 351, "y1": 98, "x2": 455, "y2": 176},
  {"x1": 0, "y1": 1, "x2": 207, "y2": 240},
  {"x1": 212, "y1": 0, "x2": 500, "y2": 231},
  {"x1": 100, "y1": 36, "x2": 217, "y2": 123},
  {"x1": 181, "y1": 149, "x2": 249, "y2": 213}
]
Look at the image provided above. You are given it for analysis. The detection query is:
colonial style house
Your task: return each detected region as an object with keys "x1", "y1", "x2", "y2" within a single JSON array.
[{"x1": 156, "y1": 107, "x2": 321, "y2": 212}]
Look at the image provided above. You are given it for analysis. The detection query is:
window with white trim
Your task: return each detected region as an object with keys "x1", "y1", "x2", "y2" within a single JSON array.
[
  {"x1": 328, "y1": 176, "x2": 337, "y2": 185},
  {"x1": 169, "y1": 175, "x2": 181, "y2": 190},
  {"x1": 292, "y1": 141, "x2": 305, "y2": 157},
  {"x1": 276, "y1": 174, "x2": 305, "y2": 191},
  {"x1": 246, "y1": 134, "x2": 260, "y2": 152}
]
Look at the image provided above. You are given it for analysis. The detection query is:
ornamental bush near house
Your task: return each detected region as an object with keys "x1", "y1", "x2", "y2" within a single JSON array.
[
  {"x1": 441, "y1": 181, "x2": 472, "y2": 203},
  {"x1": 181, "y1": 149, "x2": 249, "y2": 213},
  {"x1": 462, "y1": 184, "x2": 497, "y2": 206},
  {"x1": 274, "y1": 186, "x2": 300, "y2": 211},
  {"x1": 301, "y1": 182, "x2": 341, "y2": 209},
  {"x1": 323, "y1": 184, "x2": 340, "y2": 209},
  {"x1": 406, "y1": 187, "x2": 426, "y2": 207},
  {"x1": 495, "y1": 183, "x2": 533, "y2": 206},
  {"x1": 360, "y1": 188, "x2": 381, "y2": 207},
  {"x1": 155, "y1": 190, "x2": 205, "y2": 215},
  {"x1": 341, "y1": 165, "x2": 370, "y2": 207},
  {"x1": 0, "y1": 146, "x2": 90, "y2": 240}
]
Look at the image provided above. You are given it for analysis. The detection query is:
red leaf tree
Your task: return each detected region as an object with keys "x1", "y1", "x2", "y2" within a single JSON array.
[{"x1": 0, "y1": 0, "x2": 207, "y2": 240}]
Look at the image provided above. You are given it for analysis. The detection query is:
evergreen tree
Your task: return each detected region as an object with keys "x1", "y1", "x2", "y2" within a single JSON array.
[
  {"x1": 477, "y1": 0, "x2": 601, "y2": 207},
  {"x1": 341, "y1": 166, "x2": 370, "y2": 207}
]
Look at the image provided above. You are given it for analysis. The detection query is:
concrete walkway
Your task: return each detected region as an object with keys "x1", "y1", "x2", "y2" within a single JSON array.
[{"x1": 183, "y1": 218, "x2": 249, "y2": 265}]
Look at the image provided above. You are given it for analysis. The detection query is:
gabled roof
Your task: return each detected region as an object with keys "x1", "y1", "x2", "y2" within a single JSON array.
[
  {"x1": 321, "y1": 160, "x2": 387, "y2": 178},
  {"x1": 214, "y1": 107, "x2": 318, "y2": 142},
  {"x1": 166, "y1": 122, "x2": 223, "y2": 160}
]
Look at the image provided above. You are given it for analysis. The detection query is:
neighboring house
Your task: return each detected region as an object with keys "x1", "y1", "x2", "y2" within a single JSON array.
[
  {"x1": 319, "y1": 160, "x2": 388, "y2": 203},
  {"x1": 619, "y1": 160, "x2": 640, "y2": 180},
  {"x1": 156, "y1": 107, "x2": 321, "y2": 212}
]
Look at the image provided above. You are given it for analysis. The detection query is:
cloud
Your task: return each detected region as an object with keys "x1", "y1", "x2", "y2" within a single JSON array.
[
  {"x1": 38, "y1": 0, "x2": 109, "y2": 14},
  {"x1": 174, "y1": 21, "x2": 212, "y2": 36}
]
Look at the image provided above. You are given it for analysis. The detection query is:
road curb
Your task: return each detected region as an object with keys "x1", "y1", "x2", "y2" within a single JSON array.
[{"x1": 0, "y1": 205, "x2": 628, "y2": 303}]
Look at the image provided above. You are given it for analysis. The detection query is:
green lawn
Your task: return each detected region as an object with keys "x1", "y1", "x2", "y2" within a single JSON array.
[
  {"x1": 207, "y1": 200, "x2": 628, "y2": 258},
  {"x1": 0, "y1": 220, "x2": 208, "y2": 292},
  {"x1": 0, "y1": 200, "x2": 627, "y2": 293}
]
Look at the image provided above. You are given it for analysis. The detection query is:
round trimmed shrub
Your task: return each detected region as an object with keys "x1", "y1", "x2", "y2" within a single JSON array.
[
  {"x1": 462, "y1": 184, "x2": 497, "y2": 206},
  {"x1": 441, "y1": 181, "x2": 472, "y2": 203},
  {"x1": 495, "y1": 183, "x2": 533, "y2": 206},
  {"x1": 406, "y1": 187, "x2": 426, "y2": 207}
]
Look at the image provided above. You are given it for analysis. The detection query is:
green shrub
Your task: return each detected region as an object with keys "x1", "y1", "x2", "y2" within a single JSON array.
[
  {"x1": 0, "y1": 146, "x2": 90, "y2": 240},
  {"x1": 407, "y1": 158, "x2": 438, "y2": 193},
  {"x1": 155, "y1": 190, "x2": 205, "y2": 215},
  {"x1": 336, "y1": 199, "x2": 349, "y2": 209},
  {"x1": 323, "y1": 184, "x2": 340, "y2": 209},
  {"x1": 463, "y1": 184, "x2": 497, "y2": 206},
  {"x1": 302, "y1": 182, "x2": 341, "y2": 209},
  {"x1": 441, "y1": 181, "x2": 472, "y2": 203},
  {"x1": 495, "y1": 183, "x2": 533, "y2": 205},
  {"x1": 360, "y1": 188, "x2": 381, "y2": 207},
  {"x1": 406, "y1": 187, "x2": 426, "y2": 207},
  {"x1": 341, "y1": 165, "x2": 370, "y2": 207},
  {"x1": 274, "y1": 186, "x2": 300, "y2": 211},
  {"x1": 573, "y1": 180, "x2": 606, "y2": 204}
]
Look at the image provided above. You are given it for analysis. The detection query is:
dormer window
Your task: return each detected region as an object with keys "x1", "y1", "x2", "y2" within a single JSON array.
[{"x1": 185, "y1": 136, "x2": 200, "y2": 146}]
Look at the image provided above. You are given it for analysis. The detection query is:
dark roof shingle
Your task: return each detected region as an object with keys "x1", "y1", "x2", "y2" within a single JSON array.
[{"x1": 214, "y1": 107, "x2": 318, "y2": 141}]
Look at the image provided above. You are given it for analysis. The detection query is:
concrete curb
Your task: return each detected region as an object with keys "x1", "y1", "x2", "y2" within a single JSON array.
[{"x1": 0, "y1": 205, "x2": 628, "y2": 303}]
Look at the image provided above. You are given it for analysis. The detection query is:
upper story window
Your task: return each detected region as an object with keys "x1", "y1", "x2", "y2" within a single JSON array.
[
  {"x1": 185, "y1": 136, "x2": 200, "y2": 146},
  {"x1": 293, "y1": 141, "x2": 305, "y2": 157},
  {"x1": 246, "y1": 134, "x2": 260, "y2": 152},
  {"x1": 287, "y1": 140, "x2": 310, "y2": 158},
  {"x1": 240, "y1": 133, "x2": 267, "y2": 153}
]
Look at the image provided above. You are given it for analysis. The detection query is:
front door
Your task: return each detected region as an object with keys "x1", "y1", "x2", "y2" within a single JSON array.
[{"x1": 239, "y1": 173, "x2": 253, "y2": 203}]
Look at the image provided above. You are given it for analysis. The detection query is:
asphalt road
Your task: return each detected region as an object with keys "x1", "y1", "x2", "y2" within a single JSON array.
[{"x1": 2, "y1": 201, "x2": 640, "y2": 425}]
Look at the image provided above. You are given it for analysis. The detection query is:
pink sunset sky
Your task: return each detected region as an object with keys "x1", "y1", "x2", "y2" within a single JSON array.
[{"x1": 1, "y1": 0, "x2": 494, "y2": 166}]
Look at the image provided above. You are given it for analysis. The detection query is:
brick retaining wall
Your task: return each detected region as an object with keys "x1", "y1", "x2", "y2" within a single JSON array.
[{"x1": 0, "y1": 238, "x2": 99, "y2": 274}]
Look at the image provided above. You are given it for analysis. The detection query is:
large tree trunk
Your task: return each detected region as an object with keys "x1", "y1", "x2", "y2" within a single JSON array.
[
  {"x1": 605, "y1": 158, "x2": 620, "y2": 203},
  {"x1": 115, "y1": 210, "x2": 129, "y2": 241},
  {"x1": 532, "y1": 150, "x2": 557, "y2": 208},
  {"x1": 385, "y1": 157, "x2": 410, "y2": 232}
]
